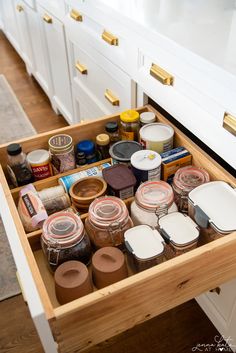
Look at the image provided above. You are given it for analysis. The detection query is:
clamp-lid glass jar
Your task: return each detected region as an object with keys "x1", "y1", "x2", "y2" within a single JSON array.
[
  {"x1": 41, "y1": 211, "x2": 92, "y2": 271},
  {"x1": 120, "y1": 110, "x2": 140, "y2": 141},
  {"x1": 130, "y1": 181, "x2": 178, "y2": 228},
  {"x1": 85, "y1": 196, "x2": 133, "y2": 249},
  {"x1": 172, "y1": 165, "x2": 210, "y2": 213}
]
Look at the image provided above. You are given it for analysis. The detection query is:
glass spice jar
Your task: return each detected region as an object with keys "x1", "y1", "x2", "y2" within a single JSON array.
[
  {"x1": 85, "y1": 196, "x2": 133, "y2": 249},
  {"x1": 105, "y1": 121, "x2": 120, "y2": 145},
  {"x1": 172, "y1": 165, "x2": 210, "y2": 213},
  {"x1": 48, "y1": 134, "x2": 76, "y2": 174},
  {"x1": 96, "y1": 133, "x2": 110, "y2": 160},
  {"x1": 130, "y1": 180, "x2": 178, "y2": 228},
  {"x1": 41, "y1": 211, "x2": 92, "y2": 272},
  {"x1": 120, "y1": 110, "x2": 140, "y2": 141}
]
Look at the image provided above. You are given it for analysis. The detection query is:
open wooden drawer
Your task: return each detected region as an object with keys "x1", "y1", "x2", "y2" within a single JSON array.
[{"x1": 0, "y1": 105, "x2": 235, "y2": 353}]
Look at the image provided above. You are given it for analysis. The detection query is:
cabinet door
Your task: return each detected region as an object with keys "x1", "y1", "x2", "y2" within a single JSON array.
[
  {"x1": 38, "y1": 7, "x2": 74, "y2": 124},
  {"x1": 14, "y1": 1, "x2": 34, "y2": 72},
  {"x1": 2, "y1": 0, "x2": 21, "y2": 53}
]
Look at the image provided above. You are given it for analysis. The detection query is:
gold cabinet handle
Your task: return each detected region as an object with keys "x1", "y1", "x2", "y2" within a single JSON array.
[
  {"x1": 150, "y1": 63, "x2": 174, "y2": 86},
  {"x1": 70, "y1": 9, "x2": 83, "y2": 22},
  {"x1": 223, "y1": 112, "x2": 236, "y2": 137},
  {"x1": 75, "y1": 62, "x2": 87, "y2": 75},
  {"x1": 43, "y1": 14, "x2": 52, "y2": 24},
  {"x1": 104, "y1": 89, "x2": 120, "y2": 106},
  {"x1": 16, "y1": 4, "x2": 24, "y2": 12},
  {"x1": 102, "y1": 30, "x2": 118, "y2": 46}
]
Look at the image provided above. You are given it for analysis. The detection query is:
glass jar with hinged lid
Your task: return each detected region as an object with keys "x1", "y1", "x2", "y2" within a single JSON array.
[{"x1": 130, "y1": 181, "x2": 178, "y2": 228}]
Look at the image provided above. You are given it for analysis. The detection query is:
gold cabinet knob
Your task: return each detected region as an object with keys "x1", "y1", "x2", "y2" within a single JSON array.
[
  {"x1": 102, "y1": 30, "x2": 118, "y2": 46},
  {"x1": 43, "y1": 14, "x2": 52, "y2": 24},
  {"x1": 150, "y1": 63, "x2": 174, "y2": 86},
  {"x1": 75, "y1": 62, "x2": 87, "y2": 75},
  {"x1": 70, "y1": 9, "x2": 83, "y2": 22},
  {"x1": 223, "y1": 112, "x2": 236, "y2": 137},
  {"x1": 16, "y1": 4, "x2": 24, "y2": 12},
  {"x1": 104, "y1": 89, "x2": 120, "y2": 106}
]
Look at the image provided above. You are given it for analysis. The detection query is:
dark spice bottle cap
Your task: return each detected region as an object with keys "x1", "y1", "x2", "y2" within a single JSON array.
[
  {"x1": 7, "y1": 143, "x2": 22, "y2": 156},
  {"x1": 105, "y1": 121, "x2": 118, "y2": 133}
]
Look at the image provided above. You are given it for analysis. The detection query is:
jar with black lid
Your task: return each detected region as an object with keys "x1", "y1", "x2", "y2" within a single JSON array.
[
  {"x1": 7, "y1": 143, "x2": 34, "y2": 187},
  {"x1": 105, "y1": 121, "x2": 120, "y2": 145}
]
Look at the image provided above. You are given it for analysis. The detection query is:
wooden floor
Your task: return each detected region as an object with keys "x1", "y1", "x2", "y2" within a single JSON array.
[{"x1": 0, "y1": 31, "x2": 224, "y2": 353}]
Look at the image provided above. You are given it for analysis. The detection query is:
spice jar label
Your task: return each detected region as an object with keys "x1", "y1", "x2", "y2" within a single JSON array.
[
  {"x1": 31, "y1": 164, "x2": 52, "y2": 180},
  {"x1": 121, "y1": 131, "x2": 135, "y2": 141},
  {"x1": 51, "y1": 154, "x2": 61, "y2": 174},
  {"x1": 119, "y1": 186, "x2": 134, "y2": 200}
]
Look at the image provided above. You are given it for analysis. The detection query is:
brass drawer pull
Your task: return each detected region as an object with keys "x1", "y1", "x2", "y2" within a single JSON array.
[
  {"x1": 102, "y1": 30, "x2": 118, "y2": 46},
  {"x1": 16, "y1": 4, "x2": 24, "y2": 12},
  {"x1": 75, "y1": 62, "x2": 87, "y2": 75},
  {"x1": 150, "y1": 63, "x2": 174, "y2": 86},
  {"x1": 209, "y1": 287, "x2": 221, "y2": 295},
  {"x1": 104, "y1": 89, "x2": 120, "y2": 106},
  {"x1": 223, "y1": 112, "x2": 236, "y2": 137},
  {"x1": 70, "y1": 9, "x2": 83, "y2": 22},
  {"x1": 43, "y1": 14, "x2": 52, "y2": 24}
]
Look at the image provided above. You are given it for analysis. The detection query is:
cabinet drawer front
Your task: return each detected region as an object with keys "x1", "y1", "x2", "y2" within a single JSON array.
[{"x1": 0, "y1": 105, "x2": 236, "y2": 352}]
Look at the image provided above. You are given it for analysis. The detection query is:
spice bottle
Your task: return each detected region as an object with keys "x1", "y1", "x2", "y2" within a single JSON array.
[
  {"x1": 105, "y1": 121, "x2": 120, "y2": 145},
  {"x1": 140, "y1": 112, "x2": 156, "y2": 126},
  {"x1": 76, "y1": 152, "x2": 87, "y2": 167},
  {"x1": 120, "y1": 110, "x2": 140, "y2": 141},
  {"x1": 77, "y1": 140, "x2": 97, "y2": 164},
  {"x1": 7, "y1": 143, "x2": 34, "y2": 187},
  {"x1": 48, "y1": 134, "x2": 76, "y2": 174},
  {"x1": 96, "y1": 134, "x2": 110, "y2": 160}
]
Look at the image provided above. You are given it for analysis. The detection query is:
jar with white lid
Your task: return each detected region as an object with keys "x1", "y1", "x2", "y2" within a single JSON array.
[
  {"x1": 159, "y1": 212, "x2": 200, "y2": 258},
  {"x1": 172, "y1": 165, "x2": 210, "y2": 213},
  {"x1": 41, "y1": 211, "x2": 92, "y2": 271},
  {"x1": 130, "y1": 181, "x2": 178, "y2": 228},
  {"x1": 85, "y1": 196, "x2": 133, "y2": 249}
]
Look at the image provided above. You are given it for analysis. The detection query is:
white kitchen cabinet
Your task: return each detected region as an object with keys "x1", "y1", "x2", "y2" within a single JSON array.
[
  {"x1": 0, "y1": 0, "x2": 4, "y2": 30},
  {"x1": 14, "y1": 1, "x2": 35, "y2": 73},
  {"x1": 37, "y1": 5, "x2": 74, "y2": 124},
  {"x1": 1, "y1": 0, "x2": 21, "y2": 54}
]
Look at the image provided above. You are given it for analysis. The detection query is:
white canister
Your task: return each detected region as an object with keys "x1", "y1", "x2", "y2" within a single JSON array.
[
  {"x1": 139, "y1": 123, "x2": 174, "y2": 153},
  {"x1": 140, "y1": 112, "x2": 156, "y2": 126},
  {"x1": 27, "y1": 149, "x2": 52, "y2": 180},
  {"x1": 131, "y1": 150, "x2": 161, "y2": 185}
]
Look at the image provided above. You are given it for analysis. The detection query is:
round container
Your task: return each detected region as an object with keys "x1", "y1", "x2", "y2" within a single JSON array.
[
  {"x1": 69, "y1": 176, "x2": 107, "y2": 211},
  {"x1": 85, "y1": 196, "x2": 133, "y2": 249},
  {"x1": 139, "y1": 123, "x2": 174, "y2": 153},
  {"x1": 172, "y1": 165, "x2": 210, "y2": 213},
  {"x1": 92, "y1": 247, "x2": 128, "y2": 288},
  {"x1": 54, "y1": 261, "x2": 93, "y2": 304},
  {"x1": 130, "y1": 181, "x2": 178, "y2": 228},
  {"x1": 27, "y1": 149, "x2": 52, "y2": 180},
  {"x1": 48, "y1": 134, "x2": 76, "y2": 174},
  {"x1": 131, "y1": 150, "x2": 161, "y2": 185},
  {"x1": 96, "y1": 134, "x2": 110, "y2": 160},
  {"x1": 140, "y1": 112, "x2": 156, "y2": 126},
  {"x1": 76, "y1": 140, "x2": 97, "y2": 164},
  {"x1": 38, "y1": 185, "x2": 71, "y2": 215},
  {"x1": 41, "y1": 211, "x2": 92, "y2": 271},
  {"x1": 109, "y1": 141, "x2": 142, "y2": 166},
  {"x1": 105, "y1": 121, "x2": 120, "y2": 145},
  {"x1": 120, "y1": 110, "x2": 140, "y2": 141}
]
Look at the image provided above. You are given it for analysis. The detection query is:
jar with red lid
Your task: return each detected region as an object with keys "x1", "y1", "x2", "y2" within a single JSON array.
[
  {"x1": 85, "y1": 196, "x2": 133, "y2": 249},
  {"x1": 130, "y1": 181, "x2": 178, "y2": 228},
  {"x1": 172, "y1": 165, "x2": 210, "y2": 213},
  {"x1": 41, "y1": 211, "x2": 92, "y2": 271}
]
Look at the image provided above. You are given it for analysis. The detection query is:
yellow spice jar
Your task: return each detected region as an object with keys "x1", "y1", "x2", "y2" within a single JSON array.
[{"x1": 120, "y1": 110, "x2": 140, "y2": 141}]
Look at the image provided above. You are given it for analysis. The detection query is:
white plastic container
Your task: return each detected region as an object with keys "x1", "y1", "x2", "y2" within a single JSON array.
[
  {"x1": 159, "y1": 212, "x2": 200, "y2": 258},
  {"x1": 139, "y1": 123, "x2": 174, "y2": 153},
  {"x1": 124, "y1": 225, "x2": 165, "y2": 272},
  {"x1": 130, "y1": 181, "x2": 178, "y2": 228},
  {"x1": 27, "y1": 149, "x2": 52, "y2": 180},
  {"x1": 131, "y1": 150, "x2": 161, "y2": 185},
  {"x1": 140, "y1": 112, "x2": 156, "y2": 126},
  {"x1": 188, "y1": 181, "x2": 236, "y2": 240}
]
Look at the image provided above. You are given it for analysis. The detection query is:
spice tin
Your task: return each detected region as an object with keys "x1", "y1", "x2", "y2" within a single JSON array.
[
  {"x1": 41, "y1": 211, "x2": 92, "y2": 271},
  {"x1": 159, "y1": 212, "x2": 199, "y2": 258},
  {"x1": 139, "y1": 123, "x2": 174, "y2": 153},
  {"x1": 27, "y1": 149, "x2": 52, "y2": 180},
  {"x1": 188, "y1": 181, "x2": 236, "y2": 240},
  {"x1": 172, "y1": 165, "x2": 210, "y2": 213},
  {"x1": 124, "y1": 225, "x2": 165, "y2": 272},
  {"x1": 102, "y1": 164, "x2": 136, "y2": 199},
  {"x1": 109, "y1": 141, "x2": 142, "y2": 166},
  {"x1": 48, "y1": 134, "x2": 76, "y2": 174},
  {"x1": 85, "y1": 196, "x2": 133, "y2": 249},
  {"x1": 120, "y1": 110, "x2": 140, "y2": 141},
  {"x1": 130, "y1": 180, "x2": 178, "y2": 227},
  {"x1": 131, "y1": 150, "x2": 161, "y2": 184},
  {"x1": 140, "y1": 112, "x2": 156, "y2": 126}
]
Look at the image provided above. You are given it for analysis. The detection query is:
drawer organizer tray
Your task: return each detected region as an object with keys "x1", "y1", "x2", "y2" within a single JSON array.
[{"x1": 0, "y1": 105, "x2": 235, "y2": 353}]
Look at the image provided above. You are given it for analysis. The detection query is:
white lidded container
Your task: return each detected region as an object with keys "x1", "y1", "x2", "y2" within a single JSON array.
[
  {"x1": 130, "y1": 180, "x2": 178, "y2": 227},
  {"x1": 140, "y1": 112, "x2": 156, "y2": 126},
  {"x1": 131, "y1": 150, "x2": 161, "y2": 184},
  {"x1": 159, "y1": 212, "x2": 200, "y2": 258},
  {"x1": 124, "y1": 225, "x2": 165, "y2": 272},
  {"x1": 188, "y1": 181, "x2": 236, "y2": 240},
  {"x1": 139, "y1": 123, "x2": 174, "y2": 153}
]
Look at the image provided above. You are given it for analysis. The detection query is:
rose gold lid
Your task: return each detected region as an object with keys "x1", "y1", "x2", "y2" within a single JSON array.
[
  {"x1": 135, "y1": 181, "x2": 174, "y2": 211},
  {"x1": 173, "y1": 165, "x2": 210, "y2": 193}
]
